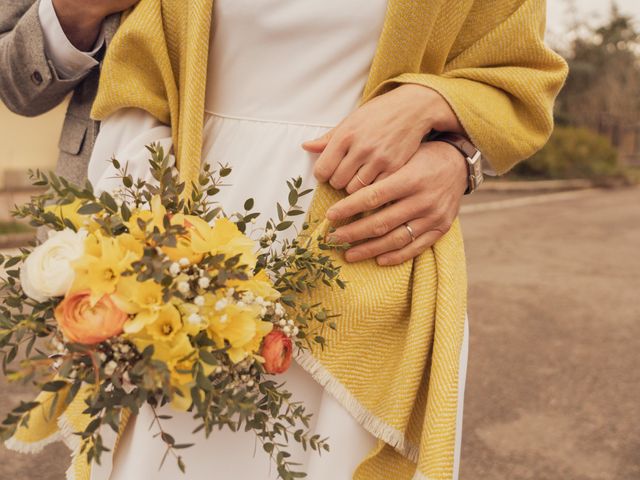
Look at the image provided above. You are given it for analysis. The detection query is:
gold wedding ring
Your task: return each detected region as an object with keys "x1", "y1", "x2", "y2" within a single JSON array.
[
  {"x1": 355, "y1": 172, "x2": 368, "y2": 187},
  {"x1": 404, "y1": 222, "x2": 416, "y2": 242}
]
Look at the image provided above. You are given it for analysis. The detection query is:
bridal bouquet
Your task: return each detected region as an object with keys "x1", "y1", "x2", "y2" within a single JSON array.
[{"x1": 0, "y1": 145, "x2": 347, "y2": 479}]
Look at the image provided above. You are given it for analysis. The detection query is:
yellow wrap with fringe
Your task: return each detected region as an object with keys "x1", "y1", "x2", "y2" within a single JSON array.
[{"x1": 6, "y1": 1, "x2": 567, "y2": 479}]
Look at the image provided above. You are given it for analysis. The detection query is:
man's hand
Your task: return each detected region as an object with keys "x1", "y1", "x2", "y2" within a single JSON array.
[
  {"x1": 52, "y1": 0, "x2": 139, "y2": 51},
  {"x1": 324, "y1": 141, "x2": 468, "y2": 266}
]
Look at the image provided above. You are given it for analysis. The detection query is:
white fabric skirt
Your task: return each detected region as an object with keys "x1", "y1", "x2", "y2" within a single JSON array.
[{"x1": 87, "y1": 110, "x2": 470, "y2": 480}]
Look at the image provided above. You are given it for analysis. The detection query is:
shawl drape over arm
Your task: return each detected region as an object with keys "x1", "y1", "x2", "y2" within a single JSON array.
[{"x1": 7, "y1": 2, "x2": 566, "y2": 480}]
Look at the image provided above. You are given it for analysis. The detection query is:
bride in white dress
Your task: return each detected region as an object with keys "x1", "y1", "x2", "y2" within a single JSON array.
[{"x1": 87, "y1": 1, "x2": 469, "y2": 478}]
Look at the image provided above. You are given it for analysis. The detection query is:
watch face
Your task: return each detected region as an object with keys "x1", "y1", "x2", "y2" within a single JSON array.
[
  {"x1": 471, "y1": 160, "x2": 483, "y2": 177},
  {"x1": 467, "y1": 151, "x2": 483, "y2": 193}
]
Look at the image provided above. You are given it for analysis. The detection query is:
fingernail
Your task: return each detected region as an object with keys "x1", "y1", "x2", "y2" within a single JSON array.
[
  {"x1": 377, "y1": 256, "x2": 389, "y2": 266},
  {"x1": 326, "y1": 208, "x2": 338, "y2": 220},
  {"x1": 344, "y1": 251, "x2": 359, "y2": 262}
]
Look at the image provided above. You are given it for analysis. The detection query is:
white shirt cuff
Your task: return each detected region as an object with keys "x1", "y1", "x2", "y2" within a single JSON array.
[
  {"x1": 482, "y1": 160, "x2": 498, "y2": 177},
  {"x1": 38, "y1": 0, "x2": 105, "y2": 80}
]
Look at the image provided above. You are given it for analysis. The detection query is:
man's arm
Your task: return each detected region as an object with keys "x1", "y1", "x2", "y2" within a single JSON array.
[
  {"x1": 0, "y1": 0, "x2": 133, "y2": 118},
  {"x1": 0, "y1": 0, "x2": 92, "y2": 116}
]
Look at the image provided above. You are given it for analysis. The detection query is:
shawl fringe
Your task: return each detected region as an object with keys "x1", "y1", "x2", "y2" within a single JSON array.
[
  {"x1": 294, "y1": 348, "x2": 420, "y2": 463},
  {"x1": 57, "y1": 411, "x2": 82, "y2": 452},
  {"x1": 3, "y1": 431, "x2": 63, "y2": 455},
  {"x1": 413, "y1": 472, "x2": 436, "y2": 480}
]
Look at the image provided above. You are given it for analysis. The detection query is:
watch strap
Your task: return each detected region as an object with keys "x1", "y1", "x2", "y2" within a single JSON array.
[{"x1": 428, "y1": 131, "x2": 484, "y2": 195}]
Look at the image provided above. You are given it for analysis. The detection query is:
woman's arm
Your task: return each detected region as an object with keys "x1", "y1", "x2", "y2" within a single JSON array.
[
  {"x1": 301, "y1": 83, "x2": 467, "y2": 194},
  {"x1": 88, "y1": 107, "x2": 173, "y2": 196},
  {"x1": 300, "y1": 0, "x2": 568, "y2": 266},
  {"x1": 366, "y1": 0, "x2": 569, "y2": 175}
]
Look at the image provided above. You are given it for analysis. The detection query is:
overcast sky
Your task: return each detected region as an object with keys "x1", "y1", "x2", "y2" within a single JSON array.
[{"x1": 547, "y1": 0, "x2": 640, "y2": 37}]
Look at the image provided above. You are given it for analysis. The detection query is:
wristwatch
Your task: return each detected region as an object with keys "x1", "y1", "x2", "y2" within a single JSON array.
[{"x1": 426, "y1": 131, "x2": 484, "y2": 195}]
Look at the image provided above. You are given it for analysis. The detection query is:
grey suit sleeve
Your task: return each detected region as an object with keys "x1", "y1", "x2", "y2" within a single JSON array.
[{"x1": 0, "y1": 0, "x2": 93, "y2": 117}]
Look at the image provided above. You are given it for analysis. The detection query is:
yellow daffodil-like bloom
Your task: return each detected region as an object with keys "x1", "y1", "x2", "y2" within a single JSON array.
[
  {"x1": 228, "y1": 269, "x2": 281, "y2": 302},
  {"x1": 150, "y1": 213, "x2": 258, "y2": 268},
  {"x1": 144, "y1": 303, "x2": 182, "y2": 342},
  {"x1": 160, "y1": 224, "x2": 203, "y2": 264},
  {"x1": 164, "y1": 241, "x2": 203, "y2": 264},
  {"x1": 125, "y1": 304, "x2": 197, "y2": 410},
  {"x1": 69, "y1": 231, "x2": 143, "y2": 305},
  {"x1": 44, "y1": 198, "x2": 100, "y2": 232},
  {"x1": 180, "y1": 215, "x2": 258, "y2": 269},
  {"x1": 207, "y1": 303, "x2": 273, "y2": 363},
  {"x1": 125, "y1": 194, "x2": 167, "y2": 240},
  {"x1": 112, "y1": 275, "x2": 165, "y2": 334},
  {"x1": 126, "y1": 328, "x2": 196, "y2": 411}
]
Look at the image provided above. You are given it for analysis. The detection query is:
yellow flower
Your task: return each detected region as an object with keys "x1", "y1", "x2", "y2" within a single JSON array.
[
  {"x1": 127, "y1": 328, "x2": 197, "y2": 411},
  {"x1": 112, "y1": 275, "x2": 165, "y2": 334},
  {"x1": 125, "y1": 194, "x2": 167, "y2": 240},
  {"x1": 127, "y1": 326, "x2": 193, "y2": 372},
  {"x1": 228, "y1": 269, "x2": 280, "y2": 302},
  {"x1": 44, "y1": 198, "x2": 99, "y2": 231},
  {"x1": 228, "y1": 317, "x2": 273, "y2": 364},
  {"x1": 113, "y1": 275, "x2": 164, "y2": 311},
  {"x1": 171, "y1": 383, "x2": 193, "y2": 411},
  {"x1": 145, "y1": 304, "x2": 182, "y2": 342},
  {"x1": 70, "y1": 231, "x2": 143, "y2": 304},
  {"x1": 208, "y1": 303, "x2": 273, "y2": 363},
  {"x1": 161, "y1": 234, "x2": 203, "y2": 264},
  {"x1": 189, "y1": 216, "x2": 258, "y2": 269}
]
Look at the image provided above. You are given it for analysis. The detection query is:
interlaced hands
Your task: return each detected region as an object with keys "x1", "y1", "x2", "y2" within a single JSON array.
[{"x1": 320, "y1": 141, "x2": 468, "y2": 266}]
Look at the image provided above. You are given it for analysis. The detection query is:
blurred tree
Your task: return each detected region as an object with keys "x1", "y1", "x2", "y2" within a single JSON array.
[{"x1": 556, "y1": 2, "x2": 640, "y2": 130}]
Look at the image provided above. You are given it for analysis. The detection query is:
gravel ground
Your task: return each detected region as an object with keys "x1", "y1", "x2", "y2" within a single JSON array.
[{"x1": 0, "y1": 187, "x2": 638, "y2": 480}]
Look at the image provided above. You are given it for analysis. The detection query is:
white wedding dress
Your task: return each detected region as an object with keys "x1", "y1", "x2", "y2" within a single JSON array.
[{"x1": 87, "y1": 1, "x2": 469, "y2": 479}]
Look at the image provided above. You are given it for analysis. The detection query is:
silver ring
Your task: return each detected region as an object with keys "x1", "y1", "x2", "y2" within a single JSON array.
[
  {"x1": 355, "y1": 172, "x2": 368, "y2": 187},
  {"x1": 404, "y1": 222, "x2": 416, "y2": 242}
]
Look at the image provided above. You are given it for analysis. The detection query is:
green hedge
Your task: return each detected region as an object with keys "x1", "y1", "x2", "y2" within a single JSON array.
[
  {"x1": 0, "y1": 221, "x2": 32, "y2": 235},
  {"x1": 511, "y1": 126, "x2": 620, "y2": 179}
]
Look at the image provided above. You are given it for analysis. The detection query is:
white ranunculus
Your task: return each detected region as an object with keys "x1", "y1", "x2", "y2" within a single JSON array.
[{"x1": 19, "y1": 228, "x2": 88, "y2": 302}]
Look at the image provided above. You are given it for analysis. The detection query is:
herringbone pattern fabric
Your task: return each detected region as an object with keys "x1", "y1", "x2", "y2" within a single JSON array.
[{"x1": 26, "y1": 1, "x2": 563, "y2": 479}]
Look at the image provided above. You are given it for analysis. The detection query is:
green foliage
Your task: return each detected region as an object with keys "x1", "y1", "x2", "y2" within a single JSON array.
[
  {"x1": 0, "y1": 143, "x2": 344, "y2": 480},
  {"x1": 0, "y1": 221, "x2": 32, "y2": 235},
  {"x1": 513, "y1": 126, "x2": 620, "y2": 179}
]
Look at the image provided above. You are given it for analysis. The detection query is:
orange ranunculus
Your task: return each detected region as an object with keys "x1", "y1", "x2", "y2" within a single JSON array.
[
  {"x1": 55, "y1": 290, "x2": 128, "y2": 344},
  {"x1": 260, "y1": 330, "x2": 293, "y2": 374}
]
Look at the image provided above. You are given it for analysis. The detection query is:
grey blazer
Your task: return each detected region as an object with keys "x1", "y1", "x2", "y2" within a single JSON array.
[{"x1": 0, "y1": 0, "x2": 120, "y2": 186}]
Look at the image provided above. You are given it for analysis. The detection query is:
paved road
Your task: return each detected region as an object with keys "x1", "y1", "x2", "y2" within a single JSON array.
[
  {"x1": 0, "y1": 187, "x2": 638, "y2": 479},
  {"x1": 459, "y1": 187, "x2": 640, "y2": 480}
]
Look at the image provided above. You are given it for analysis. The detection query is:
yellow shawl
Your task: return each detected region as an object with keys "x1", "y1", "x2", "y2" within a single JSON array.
[{"x1": 7, "y1": 1, "x2": 567, "y2": 479}]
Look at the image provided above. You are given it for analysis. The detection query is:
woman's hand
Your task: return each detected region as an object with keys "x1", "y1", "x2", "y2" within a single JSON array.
[
  {"x1": 324, "y1": 141, "x2": 468, "y2": 266},
  {"x1": 301, "y1": 83, "x2": 464, "y2": 194}
]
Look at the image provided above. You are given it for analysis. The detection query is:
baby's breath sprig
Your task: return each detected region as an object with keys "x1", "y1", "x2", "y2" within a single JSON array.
[{"x1": 0, "y1": 144, "x2": 352, "y2": 479}]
